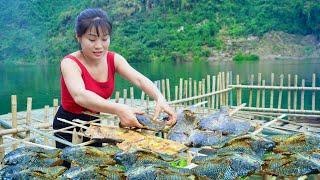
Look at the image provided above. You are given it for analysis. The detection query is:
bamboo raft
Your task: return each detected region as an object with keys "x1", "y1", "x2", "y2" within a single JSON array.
[{"x1": 0, "y1": 71, "x2": 319, "y2": 178}]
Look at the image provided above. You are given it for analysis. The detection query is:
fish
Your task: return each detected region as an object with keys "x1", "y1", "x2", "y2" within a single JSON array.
[
  {"x1": 187, "y1": 130, "x2": 230, "y2": 147},
  {"x1": 197, "y1": 106, "x2": 251, "y2": 135},
  {"x1": 136, "y1": 114, "x2": 166, "y2": 131},
  {"x1": 59, "y1": 166, "x2": 104, "y2": 179},
  {"x1": 263, "y1": 153, "x2": 320, "y2": 177}
]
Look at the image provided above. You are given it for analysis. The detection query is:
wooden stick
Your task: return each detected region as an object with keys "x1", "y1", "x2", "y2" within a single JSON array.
[
  {"x1": 217, "y1": 73, "x2": 221, "y2": 107},
  {"x1": 312, "y1": 73, "x2": 316, "y2": 111},
  {"x1": 270, "y1": 73, "x2": 274, "y2": 109},
  {"x1": 229, "y1": 71, "x2": 233, "y2": 106},
  {"x1": 0, "y1": 123, "x2": 50, "y2": 136},
  {"x1": 256, "y1": 73, "x2": 261, "y2": 108},
  {"x1": 161, "y1": 79, "x2": 166, "y2": 100},
  {"x1": 0, "y1": 136, "x2": 3, "y2": 166},
  {"x1": 301, "y1": 79, "x2": 305, "y2": 111},
  {"x1": 26, "y1": 97, "x2": 32, "y2": 138},
  {"x1": 232, "y1": 106, "x2": 320, "y2": 115},
  {"x1": 207, "y1": 75, "x2": 211, "y2": 108},
  {"x1": 278, "y1": 74, "x2": 284, "y2": 109},
  {"x1": 115, "y1": 91, "x2": 120, "y2": 103},
  {"x1": 174, "y1": 85, "x2": 178, "y2": 101},
  {"x1": 53, "y1": 98, "x2": 58, "y2": 116},
  {"x1": 4, "y1": 136, "x2": 56, "y2": 150},
  {"x1": 193, "y1": 80, "x2": 197, "y2": 104},
  {"x1": 123, "y1": 89, "x2": 127, "y2": 104},
  {"x1": 228, "y1": 85, "x2": 320, "y2": 91},
  {"x1": 226, "y1": 72, "x2": 229, "y2": 106},
  {"x1": 44, "y1": 105, "x2": 49, "y2": 145},
  {"x1": 212, "y1": 76, "x2": 216, "y2": 109},
  {"x1": 198, "y1": 81, "x2": 202, "y2": 104},
  {"x1": 202, "y1": 79, "x2": 205, "y2": 107},
  {"x1": 130, "y1": 87, "x2": 134, "y2": 107},
  {"x1": 293, "y1": 75, "x2": 298, "y2": 110},
  {"x1": 251, "y1": 114, "x2": 287, "y2": 135},
  {"x1": 188, "y1": 78, "x2": 192, "y2": 105},
  {"x1": 166, "y1": 79, "x2": 171, "y2": 101},
  {"x1": 11, "y1": 95, "x2": 18, "y2": 150},
  {"x1": 222, "y1": 72, "x2": 225, "y2": 105},
  {"x1": 288, "y1": 74, "x2": 291, "y2": 110},
  {"x1": 141, "y1": 91, "x2": 145, "y2": 106},
  {"x1": 184, "y1": 79, "x2": 188, "y2": 105},
  {"x1": 262, "y1": 80, "x2": 266, "y2": 109},
  {"x1": 236, "y1": 75, "x2": 240, "y2": 106},
  {"x1": 179, "y1": 78, "x2": 183, "y2": 100},
  {"x1": 249, "y1": 74, "x2": 254, "y2": 107},
  {"x1": 57, "y1": 118, "x2": 88, "y2": 130}
]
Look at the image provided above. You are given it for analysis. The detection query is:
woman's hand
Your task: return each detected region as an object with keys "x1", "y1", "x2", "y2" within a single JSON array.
[
  {"x1": 153, "y1": 98, "x2": 177, "y2": 126},
  {"x1": 116, "y1": 104, "x2": 144, "y2": 128}
]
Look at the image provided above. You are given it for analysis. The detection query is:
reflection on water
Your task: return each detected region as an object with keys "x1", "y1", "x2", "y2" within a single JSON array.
[{"x1": 1, "y1": 59, "x2": 320, "y2": 114}]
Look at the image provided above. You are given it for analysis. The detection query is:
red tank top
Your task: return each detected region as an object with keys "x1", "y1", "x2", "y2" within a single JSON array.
[{"x1": 61, "y1": 51, "x2": 116, "y2": 114}]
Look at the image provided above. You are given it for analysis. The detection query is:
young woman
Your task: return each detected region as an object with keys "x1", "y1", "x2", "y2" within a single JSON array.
[{"x1": 53, "y1": 8, "x2": 176, "y2": 149}]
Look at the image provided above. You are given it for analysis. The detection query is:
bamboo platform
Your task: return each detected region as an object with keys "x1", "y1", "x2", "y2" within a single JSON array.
[{"x1": 1, "y1": 71, "x2": 320, "y2": 175}]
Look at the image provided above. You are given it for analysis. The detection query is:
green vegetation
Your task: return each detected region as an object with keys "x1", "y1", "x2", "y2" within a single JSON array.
[
  {"x1": 233, "y1": 52, "x2": 259, "y2": 61},
  {"x1": 0, "y1": 0, "x2": 319, "y2": 63}
]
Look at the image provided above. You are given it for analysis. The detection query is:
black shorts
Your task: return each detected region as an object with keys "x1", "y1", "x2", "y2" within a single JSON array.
[{"x1": 52, "y1": 106, "x2": 102, "y2": 149}]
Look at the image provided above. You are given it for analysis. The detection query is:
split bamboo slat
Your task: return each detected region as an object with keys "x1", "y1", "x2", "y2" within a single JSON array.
[
  {"x1": 217, "y1": 73, "x2": 221, "y2": 107},
  {"x1": 202, "y1": 79, "x2": 205, "y2": 107},
  {"x1": 270, "y1": 73, "x2": 274, "y2": 109},
  {"x1": 256, "y1": 73, "x2": 261, "y2": 108},
  {"x1": 146, "y1": 95, "x2": 150, "y2": 112},
  {"x1": 288, "y1": 74, "x2": 291, "y2": 110},
  {"x1": 123, "y1": 89, "x2": 127, "y2": 104},
  {"x1": 0, "y1": 136, "x2": 3, "y2": 166},
  {"x1": 130, "y1": 87, "x2": 134, "y2": 107},
  {"x1": 11, "y1": 95, "x2": 18, "y2": 150},
  {"x1": 301, "y1": 79, "x2": 305, "y2": 110},
  {"x1": 262, "y1": 80, "x2": 266, "y2": 108},
  {"x1": 26, "y1": 97, "x2": 32, "y2": 138},
  {"x1": 249, "y1": 74, "x2": 254, "y2": 107},
  {"x1": 229, "y1": 71, "x2": 233, "y2": 106},
  {"x1": 166, "y1": 79, "x2": 171, "y2": 101},
  {"x1": 161, "y1": 79, "x2": 166, "y2": 100},
  {"x1": 184, "y1": 79, "x2": 188, "y2": 105},
  {"x1": 212, "y1": 75, "x2": 216, "y2": 109},
  {"x1": 207, "y1": 75, "x2": 211, "y2": 108},
  {"x1": 294, "y1": 75, "x2": 298, "y2": 110},
  {"x1": 278, "y1": 74, "x2": 284, "y2": 109},
  {"x1": 193, "y1": 80, "x2": 197, "y2": 104},
  {"x1": 312, "y1": 73, "x2": 316, "y2": 110},
  {"x1": 198, "y1": 81, "x2": 202, "y2": 105}
]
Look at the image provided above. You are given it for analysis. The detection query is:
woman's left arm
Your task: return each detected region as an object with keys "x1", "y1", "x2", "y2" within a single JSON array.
[{"x1": 114, "y1": 53, "x2": 176, "y2": 125}]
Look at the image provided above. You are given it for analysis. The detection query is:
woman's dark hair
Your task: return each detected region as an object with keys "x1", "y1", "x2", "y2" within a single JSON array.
[{"x1": 75, "y1": 8, "x2": 112, "y2": 37}]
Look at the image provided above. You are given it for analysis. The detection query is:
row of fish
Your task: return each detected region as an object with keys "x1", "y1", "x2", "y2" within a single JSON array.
[{"x1": 1, "y1": 132, "x2": 319, "y2": 179}]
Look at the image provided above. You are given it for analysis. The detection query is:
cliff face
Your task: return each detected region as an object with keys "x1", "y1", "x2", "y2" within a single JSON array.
[{"x1": 209, "y1": 31, "x2": 320, "y2": 61}]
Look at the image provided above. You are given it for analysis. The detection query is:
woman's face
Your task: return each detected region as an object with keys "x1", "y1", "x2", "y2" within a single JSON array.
[{"x1": 78, "y1": 27, "x2": 110, "y2": 61}]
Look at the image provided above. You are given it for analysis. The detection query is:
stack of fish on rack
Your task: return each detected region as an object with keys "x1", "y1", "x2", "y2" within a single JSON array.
[{"x1": 1, "y1": 106, "x2": 320, "y2": 179}]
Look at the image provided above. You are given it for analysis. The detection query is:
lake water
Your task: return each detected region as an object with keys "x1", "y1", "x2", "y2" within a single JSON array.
[{"x1": 1, "y1": 59, "x2": 320, "y2": 115}]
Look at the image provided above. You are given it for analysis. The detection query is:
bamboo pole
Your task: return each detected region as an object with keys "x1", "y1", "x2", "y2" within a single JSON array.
[
  {"x1": 217, "y1": 73, "x2": 221, "y2": 107},
  {"x1": 226, "y1": 72, "x2": 229, "y2": 106},
  {"x1": 256, "y1": 73, "x2": 261, "y2": 108},
  {"x1": 175, "y1": 85, "x2": 178, "y2": 101},
  {"x1": 11, "y1": 95, "x2": 18, "y2": 149},
  {"x1": 202, "y1": 79, "x2": 205, "y2": 107},
  {"x1": 278, "y1": 74, "x2": 284, "y2": 109},
  {"x1": 130, "y1": 87, "x2": 134, "y2": 106},
  {"x1": 198, "y1": 81, "x2": 202, "y2": 104},
  {"x1": 293, "y1": 75, "x2": 298, "y2": 110},
  {"x1": 0, "y1": 136, "x2": 3, "y2": 167},
  {"x1": 207, "y1": 75, "x2": 211, "y2": 108},
  {"x1": 249, "y1": 74, "x2": 254, "y2": 107},
  {"x1": 251, "y1": 114, "x2": 287, "y2": 135},
  {"x1": 236, "y1": 75, "x2": 240, "y2": 106},
  {"x1": 26, "y1": 97, "x2": 32, "y2": 138},
  {"x1": 193, "y1": 80, "x2": 197, "y2": 104},
  {"x1": 161, "y1": 79, "x2": 166, "y2": 100},
  {"x1": 168, "y1": 88, "x2": 232, "y2": 105},
  {"x1": 229, "y1": 71, "x2": 233, "y2": 106},
  {"x1": 179, "y1": 78, "x2": 183, "y2": 100},
  {"x1": 146, "y1": 95, "x2": 150, "y2": 112},
  {"x1": 288, "y1": 74, "x2": 291, "y2": 110},
  {"x1": 166, "y1": 79, "x2": 171, "y2": 101},
  {"x1": 232, "y1": 106, "x2": 320, "y2": 115},
  {"x1": 262, "y1": 80, "x2": 266, "y2": 109},
  {"x1": 270, "y1": 73, "x2": 274, "y2": 109},
  {"x1": 312, "y1": 73, "x2": 316, "y2": 111},
  {"x1": 228, "y1": 85, "x2": 320, "y2": 91},
  {"x1": 123, "y1": 89, "x2": 127, "y2": 104},
  {"x1": 222, "y1": 72, "x2": 226, "y2": 105},
  {"x1": 301, "y1": 79, "x2": 305, "y2": 111},
  {"x1": 184, "y1": 80, "x2": 188, "y2": 105},
  {"x1": 188, "y1": 78, "x2": 192, "y2": 105},
  {"x1": 212, "y1": 76, "x2": 216, "y2": 109},
  {"x1": 44, "y1": 105, "x2": 49, "y2": 145},
  {"x1": 141, "y1": 91, "x2": 145, "y2": 106},
  {"x1": 0, "y1": 123, "x2": 51, "y2": 136},
  {"x1": 115, "y1": 91, "x2": 120, "y2": 103},
  {"x1": 53, "y1": 98, "x2": 58, "y2": 116}
]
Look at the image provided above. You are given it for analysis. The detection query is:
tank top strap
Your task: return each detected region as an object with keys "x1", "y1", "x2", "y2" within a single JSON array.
[
  {"x1": 106, "y1": 51, "x2": 116, "y2": 74},
  {"x1": 64, "y1": 54, "x2": 88, "y2": 74}
]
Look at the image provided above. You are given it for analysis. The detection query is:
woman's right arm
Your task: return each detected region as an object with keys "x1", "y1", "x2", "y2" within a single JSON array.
[{"x1": 60, "y1": 58, "x2": 143, "y2": 127}]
